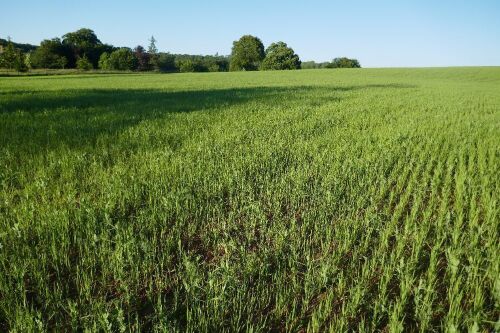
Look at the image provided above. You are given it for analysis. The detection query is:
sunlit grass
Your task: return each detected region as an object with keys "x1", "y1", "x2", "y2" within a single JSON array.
[{"x1": 0, "y1": 68, "x2": 499, "y2": 331}]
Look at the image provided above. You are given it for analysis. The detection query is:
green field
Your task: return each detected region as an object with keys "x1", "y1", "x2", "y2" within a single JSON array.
[{"x1": 0, "y1": 68, "x2": 499, "y2": 332}]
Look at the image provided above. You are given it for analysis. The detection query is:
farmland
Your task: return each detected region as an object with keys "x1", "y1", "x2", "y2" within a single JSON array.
[{"x1": 0, "y1": 68, "x2": 499, "y2": 331}]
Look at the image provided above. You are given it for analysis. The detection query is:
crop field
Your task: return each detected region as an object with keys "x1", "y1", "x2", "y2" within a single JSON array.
[{"x1": 0, "y1": 68, "x2": 499, "y2": 332}]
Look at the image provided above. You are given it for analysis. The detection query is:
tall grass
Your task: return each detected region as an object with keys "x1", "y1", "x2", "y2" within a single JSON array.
[{"x1": 0, "y1": 68, "x2": 499, "y2": 331}]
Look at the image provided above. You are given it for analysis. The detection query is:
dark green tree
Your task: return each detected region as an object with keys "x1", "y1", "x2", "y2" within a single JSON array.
[
  {"x1": 301, "y1": 61, "x2": 331, "y2": 69},
  {"x1": 156, "y1": 53, "x2": 176, "y2": 72},
  {"x1": 0, "y1": 37, "x2": 37, "y2": 53},
  {"x1": 171, "y1": 54, "x2": 229, "y2": 72},
  {"x1": 30, "y1": 38, "x2": 70, "y2": 69},
  {"x1": 62, "y1": 28, "x2": 100, "y2": 48},
  {"x1": 261, "y1": 42, "x2": 301, "y2": 70},
  {"x1": 100, "y1": 48, "x2": 138, "y2": 70},
  {"x1": 62, "y1": 28, "x2": 102, "y2": 67},
  {"x1": 0, "y1": 39, "x2": 17, "y2": 69},
  {"x1": 211, "y1": 55, "x2": 229, "y2": 72},
  {"x1": 229, "y1": 35, "x2": 265, "y2": 71},
  {"x1": 15, "y1": 52, "x2": 29, "y2": 72},
  {"x1": 0, "y1": 40, "x2": 28, "y2": 72},
  {"x1": 327, "y1": 57, "x2": 361, "y2": 68},
  {"x1": 98, "y1": 44, "x2": 116, "y2": 57}
]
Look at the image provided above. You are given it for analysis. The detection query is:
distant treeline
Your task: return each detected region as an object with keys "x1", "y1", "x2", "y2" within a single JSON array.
[
  {"x1": 0, "y1": 29, "x2": 361, "y2": 72},
  {"x1": 0, "y1": 38, "x2": 37, "y2": 53},
  {"x1": 302, "y1": 58, "x2": 361, "y2": 69}
]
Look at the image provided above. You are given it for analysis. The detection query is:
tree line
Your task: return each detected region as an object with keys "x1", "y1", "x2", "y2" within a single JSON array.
[
  {"x1": 0, "y1": 29, "x2": 361, "y2": 72},
  {"x1": 302, "y1": 58, "x2": 361, "y2": 69}
]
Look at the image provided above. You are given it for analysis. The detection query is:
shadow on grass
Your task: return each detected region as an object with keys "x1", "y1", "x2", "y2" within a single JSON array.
[
  {"x1": 1, "y1": 86, "x2": 311, "y2": 113},
  {"x1": 0, "y1": 83, "x2": 417, "y2": 113},
  {"x1": 0, "y1": 84, "x2": 417, "y2": 152}
]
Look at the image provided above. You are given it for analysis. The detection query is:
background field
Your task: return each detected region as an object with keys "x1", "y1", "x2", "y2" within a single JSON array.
[{"x1": 0, "y1": 68, "x2": 499, "y2": 332}]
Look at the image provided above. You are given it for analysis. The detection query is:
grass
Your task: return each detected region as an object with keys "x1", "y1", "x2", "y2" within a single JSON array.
[{"x1": 0, "y1": 68, "x2": 499, "y2": 332}]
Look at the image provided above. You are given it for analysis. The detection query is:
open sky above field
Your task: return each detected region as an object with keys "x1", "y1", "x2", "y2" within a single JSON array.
[{"x1": 2, "y1": 0, "x2": 500, "y2": 67}]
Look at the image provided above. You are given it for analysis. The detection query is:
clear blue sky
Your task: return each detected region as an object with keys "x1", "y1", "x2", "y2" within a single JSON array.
[{"x1": 2, "y1": 0, "x2": 499, "y2": 67}]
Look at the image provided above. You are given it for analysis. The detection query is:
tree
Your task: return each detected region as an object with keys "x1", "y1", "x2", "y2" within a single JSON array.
[
  {"x1": 76, "y1": 55, "x2": 93, "y2": 70},
  {"x1": 148, "y1": 36, "x2": 159, "y2": 69},
  {"x1": 301, "y1": 61, "x2": 331, "y2": 69},
  {"x1": 24, "y1": 52, "x2": 32, "y2": 70},
  {"x1": 98, "y1": 52, "x2": 111, "y2": 70},
  {"x1": 99, "y1": 48, "x2": 137, "y2": 70},
  {"x1": 148, "y1": 36, "x2": 158, "y2": 54},
  {"x1": 177, "y1": 59, "x2": 196, "y2": 73},
  {"x1": 261, "y1": 42, "x2": 301, "y2": 70},
  {"x1": 62, "y1": 28, "x2": 100, "y2": 49},
  {"x1": 134, "y1": 45, "x2": 150, "y2": 71},
  {"x1": 62, "y1": 28, "x2": 102, "y2": 67},
  {"x1": 0, "y1": 39, "x2": 17, "y2": 69},
  {"x1": 207, "y1": 63, "x2": 220, "y2": 72},
  {"x1": 98, "y1": 43, "x2": 116, "y2": 58},
  {"x1": 156, "y1": 53, "x2": 176, "y2": 72},
  {"x1": 14, "y1": 50, "x2": 28, "y2": 72},
  {"x1": 229, "y1": 35, "x2": 265, "y2": 71},
  {"x1": 171, "y1": 54, "x2": 229, "y2": 73},
  {"x1": 0, "y1": 37, "x2": 37, "y2": 53},
  {"x1": 174, "y1": 55, "x2": 205, "y2": 72},
  {"x1": 212, "y1": 55, "x2": 230, "y2": 72},
  {"x1": 30, "y1": 38, "x2": 70, "y2": 69},
  {"x1": 327, "y1": 57, "x2": 361, "y2": 68},
  {"x1": 0, "y1": 40, "x2": 28, "y2": 72},
  {"x1": 203, "y1": 55, "x2": 229, "y2": 72}
]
